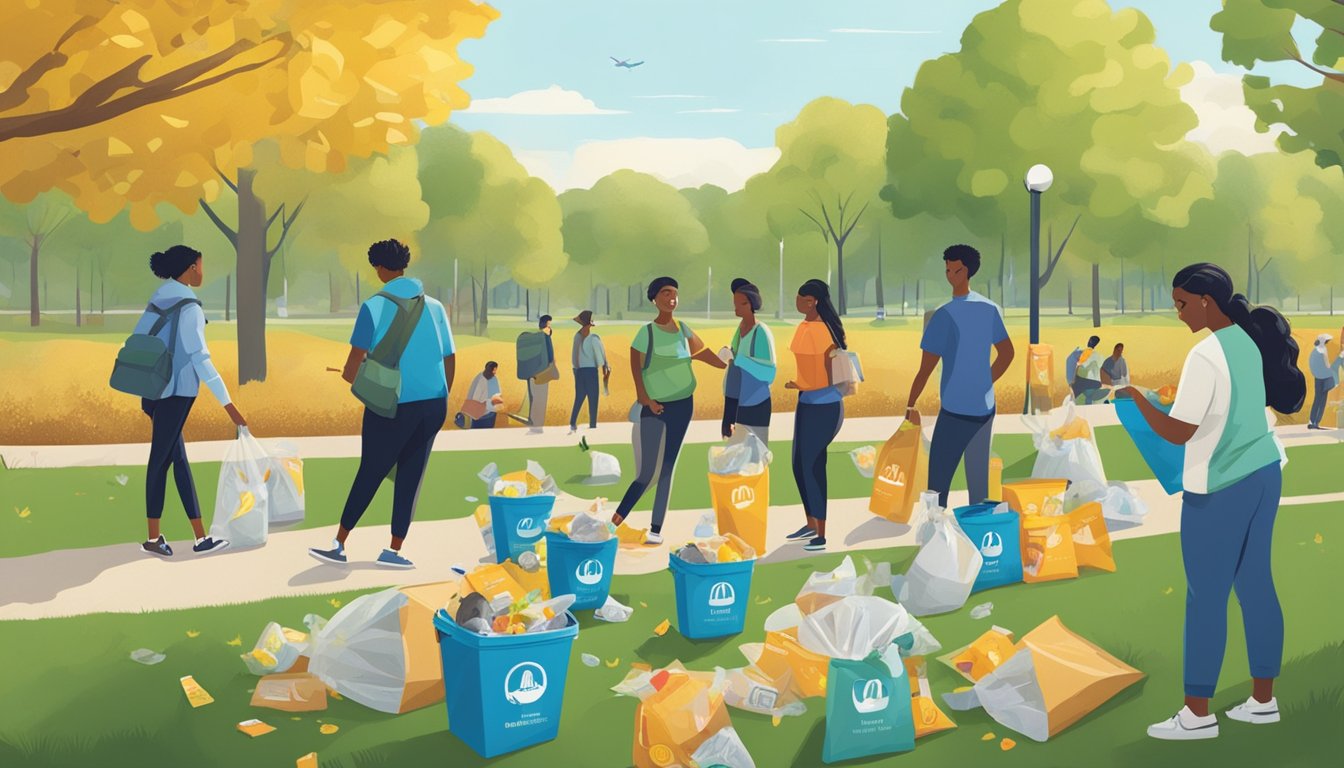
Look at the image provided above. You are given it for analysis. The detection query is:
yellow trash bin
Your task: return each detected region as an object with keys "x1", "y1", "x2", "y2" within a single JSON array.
[{"x1": 709, "y1": 469, "x2": 769, "y2": 555}]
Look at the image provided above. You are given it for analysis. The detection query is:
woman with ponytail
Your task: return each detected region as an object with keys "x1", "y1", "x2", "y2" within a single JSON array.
[
  {"x1": 1125, "y1": 263, "x2": 1304, "y2": 742},
  {"x1": 783, "y1": 279, "x2": 847, "y2": 552}
]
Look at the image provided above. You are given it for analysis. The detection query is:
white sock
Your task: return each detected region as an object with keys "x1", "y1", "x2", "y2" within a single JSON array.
[
  {"x1": 332, "y1": 539, "x2": 344, "y2": 551},
  {"x1": 196, "y1": 537, "x2": 206, "y2": 545}
]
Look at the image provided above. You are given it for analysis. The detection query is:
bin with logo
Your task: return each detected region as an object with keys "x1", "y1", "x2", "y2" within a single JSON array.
[
  {"x1": 1114, "y1": 397, "x2": 1184, "y2": 494},
  {"x1": 488, "y1": 494, "x2": 556, "y2": 564},
  {"x1": 708, "y1": 469, "x2": 769, "y2": 555},
  {"x1": 543, "y1": 531, "x2": 617, "y2": 611},
  {"x1": 952, "y1": 502, "x2": 1023, "y2": 591},
  {"x1": 668, "y1": 554, "x2": 755, "y2": 640},
  {"x1": 433, "y1": 609, "x2": 580, "y2": 758}
]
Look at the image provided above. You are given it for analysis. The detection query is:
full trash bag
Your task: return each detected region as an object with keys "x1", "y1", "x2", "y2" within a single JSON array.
[
  {"x1": 942, "y1": 616, "x2": 1143, "y2": 742},
  {"x1": 262, "y1": 440, "x2": 305, "y2": 527},
  {"x1": 824, "y1": 644, "x2": 915, "y2": 763},
  {"x1": 708, "y1": 431, "x2": 772, "y2": 476},
  {"x1": 210, "y1": 427, "x2": 270, "y2": 548},
  {"x1": 794, "y1": 555, "x2": 890, "y2": 615},
  {"x1": 891, "y1": 508, "x2": 982, "y2": 616},
  {"x1": 613, "y1": 662, "x2": 752, "y2": 768},
  {"x1": 799, "y1": 595, "x2": 940, "y2": 661},
  {"x1": 1093, "y1": 481, "x2": 1149, "y2": 525},
  {"x1": 709, "y1": 434, "x2": 772, "y2": 554},
  {"x1": 241, "y1": 622, "x2": 309, "y2": 676},
  {"x1": 588, "y1": 450, "x2": 622, "y2": 484},
  {"x1": 1024, "y1": 401, "x2": 1108, "y2": 502}
]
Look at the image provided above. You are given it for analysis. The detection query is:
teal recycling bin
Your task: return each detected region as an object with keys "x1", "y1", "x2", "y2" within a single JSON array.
[
  {"x1": 489, "y1": 495, "x2": 556, "y2": 563},
  {"x1": 544, "y1": 532, "x2": 618, "y2": 611},
  {"x1": 1114, "y1": 398, "x2": 1184, "y2": 494},
  {"x1": 668, "y1": 554, "x2": 754, "y2": 640},
  {"x1": 434, "y1": 609, "x2": 579, "y2": 758}
]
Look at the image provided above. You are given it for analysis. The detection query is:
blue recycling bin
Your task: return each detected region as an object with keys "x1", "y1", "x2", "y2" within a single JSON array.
[
  {"x1": 489, "y1": 494, "x2": 556, "y2": 564},
  {"x1": 668, "y1": 554, "x2": 755, "y2": 640},
  {"x1": 434, "y1": 609, "x2": 579, "y2": 759},
  {"x1": 953, "y1": 502, "x2": 1023, "y2": 591},
  {"x1": 544, "y1": 532, "x2": 618, "y2": 611},
  {"x1": 1114, "y1": 398, "x2": 1184, "y2": 494}
]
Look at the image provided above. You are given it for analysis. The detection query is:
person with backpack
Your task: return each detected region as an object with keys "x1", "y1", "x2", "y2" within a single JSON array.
[
  {"x1": 721, "y1": 279, "x2": 776, "y2": 444},
  {"x1": 1123, "y1": 264, "x2": 1304, "y2": 741},
  {"x1": 610, "y1": 276, "x2": 727, "y2": 544},
  {"x1": 309, "y1": 239, "x2": 455, "y2": 570},
  {"x1": 783, "y1": 279, "x2": 848, "y2": 552},
  {"x1": 904, "y1": 245, "x2": 1015, "y2": 508},
  {"x1": 516, "y1": 315, "x2": 557, "y2": 435},
  {"x1": 1071, "y1": 335, "x2": 1105, "y2": 404},
  {"x1": 116, "y1": 245, "x2": 244, "y2": 558}
]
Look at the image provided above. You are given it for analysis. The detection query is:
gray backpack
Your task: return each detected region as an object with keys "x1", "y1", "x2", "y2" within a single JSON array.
[
  {"x1": 351, "y1": 291, "x2": 426, "y2": 418},
  {"x1": 109, "y1": 298, "x2": 201, "y2": 399}
]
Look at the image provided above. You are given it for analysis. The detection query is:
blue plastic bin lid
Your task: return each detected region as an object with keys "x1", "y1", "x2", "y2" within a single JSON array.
[{"x1": 434, "y1": 609, "x2": 579, "y2": 649}]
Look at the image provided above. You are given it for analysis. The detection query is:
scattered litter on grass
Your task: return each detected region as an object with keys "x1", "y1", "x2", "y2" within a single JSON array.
[
  {"x1": 186, "y1": 630, "x2": 200, "y2": 638},
  {"x1": 226, "y1": 635, "x2": 243, "y2": 647},
  {"x1": 631, "y1": 662, "x2": 651, "y2": 672},
  {"x1": 114, "y1": 474, "x2": 129, "y2": 486},
  {"x1": 653, "y1": 619, "x2": 670, "y2": 636},
  {"x1": 291, "y1": 716, "x2": 301, "y2": 721},
  {"x1": 970, "y1": 602, "x2": 993, "y2": 620},
  {"x1": 328, "y1": 689, "x2": 342, "y2": 701},
  {"x1": 772, "y1": 716, "x2": 782, "y2": 727},
  {"x1": 1001, "y1": 738, "x2": 1017, "y2": 751},
  {"x1": 605, "y1": 658, "x2": 621, "y2": 668},
  {"x1": 754, "y1": 596, "x2": 772, "y2": 605},
  {"x1": 297, "y1": 752, "x2": 318, "y2": 768},
  {"x1": 319, "y1": 723, "x2": 339, "y2": 735},
  {"x1": 465, "y1": 496, "x2": 479, "y2": 503},
  {"x1": 981, "y1": 732, "x2": 995, "y2": 741},
  {"x1": 1163, "y1": 587, "x2": 1173, "y2": 595},
  {"x1": 594, "y1": 595, "x2": 633, "y2": 623},
  {"x1": 180, "y1": 675, "x2": 214, "y2": 708},
  {"x1": 15, "y1": 507, "x2": 31, "y2": 519},
  {"x1": 1315, "y1": 533, "x2": 1324, "y2": 544},
  {"x1": 237, "y1": 719, "x2": 275, "y2": 738},
  {"x1": 328, "y1": 599, "x2": 342, "y2": 609},
  {"x1": 581, "y1": 654, "x2": 600, "y2": 668},
  {"x1": 130, "y1": 649, "x2": 165, "y2": 665},
  {"x1": 639, "y1": 601, "x2": 649, "y2": 608}
]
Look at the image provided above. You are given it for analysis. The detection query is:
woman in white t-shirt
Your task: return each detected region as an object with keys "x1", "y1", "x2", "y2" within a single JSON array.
[{"x1": 1119, "y1": 263, "x2": 1305, "y2": 742}]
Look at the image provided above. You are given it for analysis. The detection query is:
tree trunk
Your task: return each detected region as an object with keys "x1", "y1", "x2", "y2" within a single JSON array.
[
  {"x1": 74, "y1": 260, "x2": 81, "y2": 327},
  {"x1": 225, "y1": 273, "x2": 232, "y2": 322},
  {"x1": 99, "y1": 264, "x2": 105, "y2": 313},
  {"x1": 525, "y1": 289, "x2": 531, "y2": 321},
  {"x1": 1118, "y1": 264, "x2": 1125, "y2": 314},
  {"x1": 469, "y1": 276, "x2": 478, "y2": 332},
  {"x1": 999, "y1": 233, "x2": 1006, "y2": 309},
  {"x1": 875, "y1": 233, "x2": 885, "y2": 312},
  {"x1": 28, "y1": 236, "x2": 40, "y2": 327},
  {"x1": 901, "y1": 279, "x2": 906, "y2": 316},
  {"x1": 232, "y1": 168, "x2": 269, "y2": 384},
  {"x1": 327, "y1": 271, "x2": 339, "y2": 314},
  {"x1": 915, "y1": 279, "x2": 921, "y2": 313},
  {"x1": 1246, "y1": 227, "x2": 1254, "y2": 299},
  {"x1": 1067, "y1": 280, "x2": 1073, "y2": 315},
  {"x1": 479, "y1": 270, "x2": 490, "y2": 336},
  {"x1": 1091, "y1": 262, "x2": 1101, "y2": 328},
  {"x1": 356, "y1": 272, "x2": 362, "y2": 305},
  {"x1": 836, "y1": 238, "x2": 848, "y2": 315},
  {"x1": 1140, "y1": 270, "x2": 1146, "y2": 313}
]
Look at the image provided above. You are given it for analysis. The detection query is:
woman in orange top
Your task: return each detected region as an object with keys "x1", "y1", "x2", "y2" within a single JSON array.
[{"x1": 784, "y1": 279, "x2": 847, "y2": 552}]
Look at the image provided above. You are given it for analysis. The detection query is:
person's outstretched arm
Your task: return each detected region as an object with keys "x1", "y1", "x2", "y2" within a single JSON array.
[{"x1": 688, "y1": 329, "x2": 727, "y2": 369}]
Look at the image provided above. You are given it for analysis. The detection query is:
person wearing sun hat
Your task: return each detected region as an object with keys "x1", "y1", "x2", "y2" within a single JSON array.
[{"x1": 569, "y1": 309, "x2": 610, "y2": 434}]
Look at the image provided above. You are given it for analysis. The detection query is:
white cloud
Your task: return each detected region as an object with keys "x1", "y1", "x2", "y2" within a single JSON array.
[
  {"x1": 634, "y1": 94, "x2": 705, "y2": 100},
  {"x1": 831, "y1": 28, "x2": 938, "y2": 35},
  {"x1": 760, "y1": 38, "x2": 827, "y2": 43},
  {"x1": 515, "y1": 138, "x2": 780, "y2": 192},
  {"x1": 463, "y1": 85, "x2": 628, "y2": 115},
  {"x1": 678, "y1": 108, "x2": 741, "y2": 114},
  {"x1": 1180, "y1": 61, "x2": 1282, "y2": 156}
]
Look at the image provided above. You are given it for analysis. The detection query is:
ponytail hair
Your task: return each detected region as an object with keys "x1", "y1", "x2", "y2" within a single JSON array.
[
  {"x1": 1172, "y1": 263, "x2": 1305, "y2": 414},
  {"x1": 799, "y1": 279, "x2": 846, "y2": 350}
]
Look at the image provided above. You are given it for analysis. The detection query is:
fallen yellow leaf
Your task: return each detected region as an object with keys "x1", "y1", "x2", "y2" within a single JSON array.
[
  {"x1": 604, "y1": 657, "x2": 621, "y2": 668},
  {"x1": 754, "y1": 596, "x2": 772, "y2": 605},
  {"x1": 1315, "y1": 533, "x2": 1324, "y2": 544},
  {"x1": 1163, "y1": 587, "x2": 1174, "y2": 595},
  {"x1": 319, "y1": 723, "x2": 339, "y2": 735},
  {"x1": 290, "y1": 716, "x2": 302, "y2": 721},
  {"x1": 653, "y1": 619, "x2": 670, "y2": 637},
  {"x1": 1000, "y1": 738, "x2": 1016, "y2": 751},
  {"x1": 329, "y1": 689, "x2": 343, "y2": 701},
  {"x1": 772, "y1": 716, "x2": 782, "y2": 727},
  {"x1": 226, "y1": 635, "x2": 243, "y2": 647},
  {"x1": 329, "y1": 599, "x2": 343, "y2": 609},
  {"x1": 16, "y1": 507, "x2": 31, "y2": 519},
  {"x1": 186, "y1": 630, "x2": 201, "y2": 639},
  {"x1": 639, "y1": 601, "x2": 649, "y2": 608},
  {"x1": 297, "y1": 752, "x2": 318, "y2": 768},
  {"x1": 981, "y1": 732, "x2": 995, "y2": 741}
]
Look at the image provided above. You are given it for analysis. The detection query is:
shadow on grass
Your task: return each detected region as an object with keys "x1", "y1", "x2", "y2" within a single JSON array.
[
  {"x1": 0, "y1": 727, "x2": 153, "y2": 768},
  {"x1": 636, "y1": 632, "x2": 735, "y2": 668}
]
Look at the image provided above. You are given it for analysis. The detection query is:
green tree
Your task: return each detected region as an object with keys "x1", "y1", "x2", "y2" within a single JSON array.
[
  {"x1": 0, "y1": 190, "x2": 77, "y2": 326},
  {"x1": 882, "y1": 0, "x2": 1213, "y2": 328},
  {"x1": 1213, "y1": 0, "x2": 1344, "y2": 173}
]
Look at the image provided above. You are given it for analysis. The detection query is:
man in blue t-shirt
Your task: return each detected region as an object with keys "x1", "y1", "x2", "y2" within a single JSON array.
[
  {"x1": 309, "y1": 239, "x2": 455, "y2": 570},
  {"x1": 904, "y1": 244, "x2": 1015, "y2": 507}
]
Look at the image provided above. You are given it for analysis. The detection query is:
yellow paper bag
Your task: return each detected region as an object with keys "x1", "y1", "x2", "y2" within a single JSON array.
[
  {"x1": 1015, "y1": 616, "x2": 1144, "y2": 738},
  {"x1": 1020, "y1": 514, "x2": 1078, "y2": 583},
  {"x1": 1067, "y1": 502, "x2": 1115, "y2": 573},
  {"x1": 903, "y1": 657, "x2": 957, "y2": 739},
  {"x1": 948, "y1": 627, "x2": 1019, "y2": 682},
  {"x1": 754, "y1": 629, "x2": 829, "y2": 700},
  {"x1": 1028, "y1": 343, "x2": 1054, "y2": 411},
  {"x1": 869, "y1": 421, "x2": 927, "y2": 524},
  {"x1": 633, "y1": 673, "x2": 731, "y2": 768},
  {"x1": 463, "y1": 564, "x2": 529, "y2": 606},
  {"x1": 709, "y1": 469, "x2": 769, "y2": 555},
  {"x1": 1002, "y1": 479, "x2": 1069, "y2": 518}
]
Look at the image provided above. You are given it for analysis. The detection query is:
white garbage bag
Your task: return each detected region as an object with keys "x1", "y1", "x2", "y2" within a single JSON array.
[
  {"x1": 690, "y1": 726, "x2": 757, "y2": 768},
  {"x1": 798, "y1": 595, "x2": 941, "y2": 660},
  {"x1": 1025, "y1": 401, "x2": 1108, "y2": 500},
  {"x1": 795, "y1": 555, "x2": 889, "y2": 614},
  {"x1": 241, "y1": 621, "x2": 309, "y2": 675},
  {"x1": 1094, "y1": 481, "x2": 1149, "y2": 525},
  {"x1": 588, "y1": 450, "x2": 621, "y2": 483},
  {"x1": 910, "y1": 490, "x2": 942, "y2": 547},
  {"x1": 891, "y1": 509, "x2": 982, "y2": 616},
  {"x1": 262, "y1": 440, "x2": 305, "y2": 527},
  {"x1": 708, "y1": 431, "x2": 772, "y2": 476},
  {"x1": 210, "y1": 427, "x2": 270, "y2": 548}
]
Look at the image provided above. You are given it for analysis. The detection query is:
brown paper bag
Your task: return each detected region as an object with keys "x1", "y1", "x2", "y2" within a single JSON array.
[
  {"x1": 251, "y1": 673, "x2": 328, "y2": 712},
  {"x1": 1018, "y1": 616, "x2": 1143, "y2": 738}
]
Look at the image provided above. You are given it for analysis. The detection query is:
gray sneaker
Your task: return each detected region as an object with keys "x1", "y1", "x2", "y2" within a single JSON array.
[
  {"x1": 376, "y1": 549, "x2": 415, "y2": 569},
  {"x1": 141, "y1": 536, "x2": 173, "y2": 558}
]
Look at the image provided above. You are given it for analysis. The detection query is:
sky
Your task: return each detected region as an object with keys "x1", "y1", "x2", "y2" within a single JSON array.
[{"x1": 449, "y1": 0, "x2": 1316, "y2": 191}]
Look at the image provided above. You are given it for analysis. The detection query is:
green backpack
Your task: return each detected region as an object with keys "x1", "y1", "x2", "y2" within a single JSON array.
[
  {"x1": 109, "y1": 298, "x2": 201, "y2": 400},
  {"x1": 351, "y1": 291, "x2": 426, "y2": 418}
]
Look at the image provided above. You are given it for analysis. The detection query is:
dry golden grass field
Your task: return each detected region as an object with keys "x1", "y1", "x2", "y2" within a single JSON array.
[{"x1": 0, "y1": 314, "x2": 1337, "y2": 444}]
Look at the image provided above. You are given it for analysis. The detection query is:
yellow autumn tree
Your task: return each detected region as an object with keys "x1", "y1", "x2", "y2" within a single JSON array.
[{"x1": 0, "y1": 0, "x2": 496, "y2": 380}]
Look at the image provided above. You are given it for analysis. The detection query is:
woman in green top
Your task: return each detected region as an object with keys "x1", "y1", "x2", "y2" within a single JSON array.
[{"x1": 611, "y1": 276, "x2": 727, "y2": 545}]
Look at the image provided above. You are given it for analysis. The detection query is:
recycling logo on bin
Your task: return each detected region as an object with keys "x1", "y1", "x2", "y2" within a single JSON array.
[
  {"x1": 575, "y1": 558, "x2": 604, "y2": 586},
  {"x1": 878, "y1": 463, "x2": 906, "y2": 487},
  {"x1": 504, "y1": 661, "x2": 548, "y2": 705},
  {"x1": 707, "y1": 581, "x2": 736, "y2": 608},
  {"x1": 851, "y1": 678, "x2": 890, "y2": 714},
  {"x1": 515, "y1": 516, "x2": 543, "y2": 539},
  {"x1": 730, "y1": 484, "x2": 755, "y2": 510},
  {"x1": 980, "y1": 531, "x2": 1004, "y2": 558}
]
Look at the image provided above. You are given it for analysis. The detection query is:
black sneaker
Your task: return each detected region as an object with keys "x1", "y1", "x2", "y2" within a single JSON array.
[
  {"x1": 802, "y1": 537, "x2": 827, "y2": 552},
  {"x1": 141, "y1": 536, "x2": 173, "y2": 558},
  {"x1": 192, "y1": 537, "x2": 230, "y2": 556},
  {"x1": 786, "y1": 525, "x2": 816, "y2": 541}
]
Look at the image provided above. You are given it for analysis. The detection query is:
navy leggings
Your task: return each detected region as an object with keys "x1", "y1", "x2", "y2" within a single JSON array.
[
  {"x1": 792, "y1": 400, "x2": 842, "y2": 521},
  {"x1": 616, "y1": 396, "x2": 694, "y2": 533},
  {"x1": 340, "y1": 398, "x2": 447, "y2": 540},
  {"x1": 142, "y1": 396, "x2": 202, "y2": 520}
]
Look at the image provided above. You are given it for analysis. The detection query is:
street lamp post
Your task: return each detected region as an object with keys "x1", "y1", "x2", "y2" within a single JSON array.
[
  {"x1": 1024, "y1": 164, "x2": 1053, "y2": 414},
  {"x1": 777, "y1": 239, "x2": 784, "y2": 321}
]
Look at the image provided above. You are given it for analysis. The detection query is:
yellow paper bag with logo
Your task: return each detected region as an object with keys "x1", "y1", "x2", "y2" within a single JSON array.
[
  {"x1": 1001, "y1": 479, "x2": 1068, "y2": 518},
  {"x1": 1020, "y1": 514, "x2": 1078, "y2": 583},
  {"x1": 754, "y1": 628, "x2": 829, "y2": 700},
  {"x1": 709, "y1": 468, "x2": 769, "y2": 555},
  {"x1": 634, "y1": 672, "x2": 731, "y2": 768},
  {"x1": 1066, "y1": 502, "x2": 1115, "y2": 572},
  {"x1": 1028, "y1": 344, "x2": 1054, "y2": 412},
  {"x1": 869, "y1": 421, "x2": 927, "y2": 524},
  {"x1": 903, "y1": 657, "x2": 957, "y2": 738}
]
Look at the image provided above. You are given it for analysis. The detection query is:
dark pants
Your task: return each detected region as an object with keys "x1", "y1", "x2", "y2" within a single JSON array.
[
  {"x1": 142, "y1": 396, "x2": 201, "y2": 520},
  {"x1": 570, "y1": 368, "x2": 600, "y2": 429},
  {"x1": 1181, "y1": 462, "x2": 1283, "y2": 697},
  {"x1": 1310, "y1": 377, "x2": 1331, "y2": 426},
  {"x1": 928, "y1": 409, "x2": 994, "y2": 508},
  {"x1": 616, "y1": 396, "x2": 694, "y2": 533},
  {"x1": 792, "y1": 400, "x2": 842, "y2": 521},
  {"x1": 1072, "y1": 377, "x2": 1103, "y2": 403},
  {"x1": 340, "y1": 398, "x2": 447, "y2": 540},
  {"x1": 455, "y1": 412, "x2": 497, "y2": 429},
  {"x1": 722, "y1": 397, "x2": 772, "y2": 440}
]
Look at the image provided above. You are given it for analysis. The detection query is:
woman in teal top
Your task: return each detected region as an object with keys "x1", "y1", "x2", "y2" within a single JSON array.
[
  {"x1": 1121, "y1": 264, "x2": 1305, "y2": 742},
  {"x1": 721, "y1": 278, "x2": 776, "y2": 444},
  {"x1": 611, "y1": 276, "x2": 727, "y2": 545}
]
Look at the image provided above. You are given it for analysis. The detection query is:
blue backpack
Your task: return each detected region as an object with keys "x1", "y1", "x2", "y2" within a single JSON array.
[{"x1": 109, "y1": 298, "x2": 201, "y2": 400}]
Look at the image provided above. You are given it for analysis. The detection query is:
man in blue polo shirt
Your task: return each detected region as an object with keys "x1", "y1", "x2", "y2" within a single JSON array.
[
  {"x1": 904, "y1": 244, "x2": 1015, "y2": 507},
  {"x1": 309, "y1": 239, "x2": 455, "y2": 570}
]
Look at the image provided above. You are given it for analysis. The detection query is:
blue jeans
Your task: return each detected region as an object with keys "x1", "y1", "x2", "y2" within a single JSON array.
[
  {"x1": 141, "y1": 396, "x2": 201, "y2": 520},
  {"x1": 792, "y1": 400, "x2": 843, "y2": 521},
  {"x1": 1310, "y1": 377, "x2": 1330, "y2": 426},
  {"x1": 1181, "y1": 461, "x2": 1284, "y2": 698},
  {"x1": 928, "y1": 409, "x2": 994, "y2": 508},
  {"x1": 570, "y1": 368, "x2": 600, "y2": 429},
  {"x1": 340, "y1": 398, "x2": 447, "y2": 540}
]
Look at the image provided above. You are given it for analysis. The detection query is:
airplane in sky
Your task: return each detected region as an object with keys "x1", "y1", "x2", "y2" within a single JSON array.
[{"x1": 610, "y1": 57, "x2": 644, "y2": 69}]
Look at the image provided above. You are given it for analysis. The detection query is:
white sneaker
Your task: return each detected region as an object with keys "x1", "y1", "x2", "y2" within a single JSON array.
[
  {"x1": 1147, "y1": 707, "x2": 1219, "y2": 741},
  {"x1": 1226, "y1": 696, "x2": 1279, "y2": 724},
  {"x1": 644, "y1": 531, "x2": 664, "y2": 546}
]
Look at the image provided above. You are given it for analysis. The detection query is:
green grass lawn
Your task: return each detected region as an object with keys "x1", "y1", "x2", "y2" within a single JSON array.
[
  {"x1": 0, "y1": 503, "x2": 1338, "y2": 768},
  {"x1": 4, "y1": 429, "x2": 1341, "y2": 558}
]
